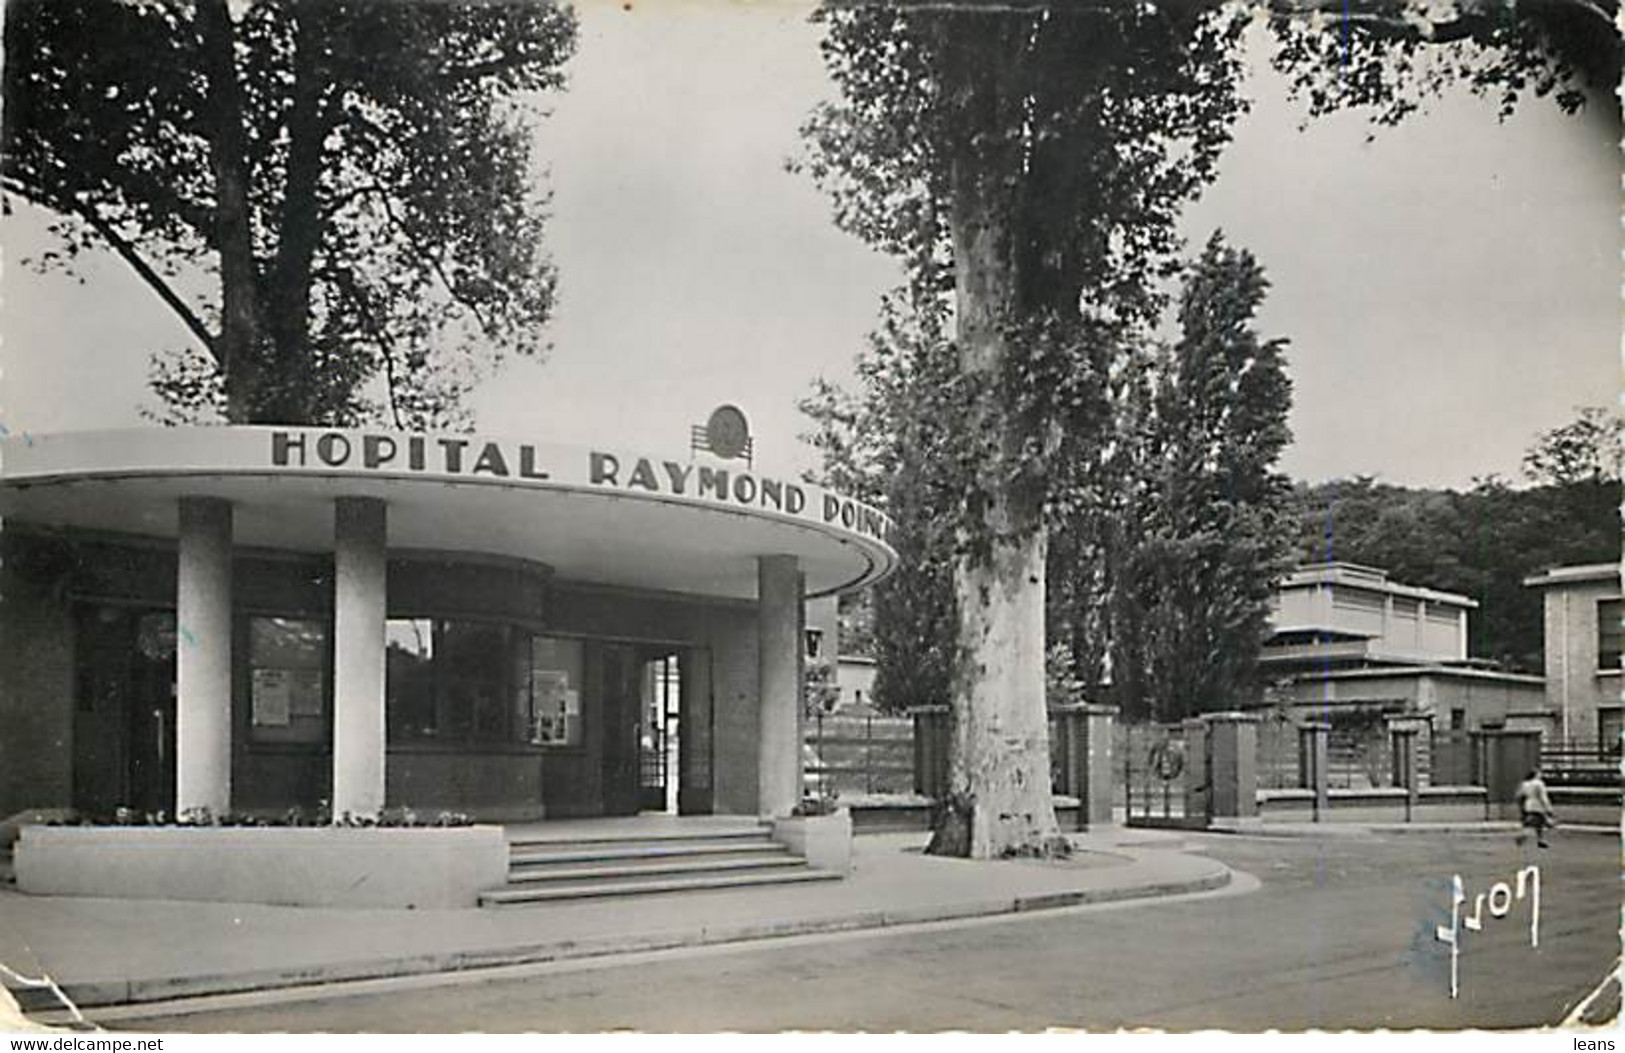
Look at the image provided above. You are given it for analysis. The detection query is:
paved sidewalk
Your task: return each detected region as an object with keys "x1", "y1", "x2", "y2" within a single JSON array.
[
  {"x1": 0, "y1": 826, "x2": 1230, "y2": 1013},
  {"x1": 1205, "y1": 819, "x2": 1619, "y2": 839}
]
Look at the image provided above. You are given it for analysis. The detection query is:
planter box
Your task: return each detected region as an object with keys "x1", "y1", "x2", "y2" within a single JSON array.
[
  {"x1": 771, "y1": 809, "x2": 852, "y2": 872},
  {"x1": 14, "y1": 824, "x2": 508, "y2": 909}
]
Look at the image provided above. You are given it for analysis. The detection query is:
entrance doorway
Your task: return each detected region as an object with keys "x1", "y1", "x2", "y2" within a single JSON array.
[
  {"x1": 638, "y1": 652, "x2": 680, "y2": 812},
  {"x1": 73, "y1": 606, "x2": 178, "y2": 817},
  {"x1": 594, "y1": 642, "x2": 712, "y2": 817}
]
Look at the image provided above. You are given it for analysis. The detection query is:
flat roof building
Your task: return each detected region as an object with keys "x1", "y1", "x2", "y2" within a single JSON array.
[
  {"x1": 1260, "y1": 563, "x2": 1548, "y2": 736},
  {"x1": 1262, "y1": 562, "x2": 1475, "y2": 675},
  {"x1": 1523, "y1": 563, "x2": 1622, "y2": 746},
  {"x1": 0, "y1": 425, "x2": 897, "y2": 825}
]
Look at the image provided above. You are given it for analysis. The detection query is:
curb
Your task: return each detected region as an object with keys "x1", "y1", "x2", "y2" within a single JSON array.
[
  {"x1": 1188, "y1": 820, "x2": 1617, "y2": 840},
  {"x1": 11, "y1": 861, "x2": 1232, "y2": 1014},
  {"x1": 1368, "y1": 822, "x2": 1622, "y2": 838}
]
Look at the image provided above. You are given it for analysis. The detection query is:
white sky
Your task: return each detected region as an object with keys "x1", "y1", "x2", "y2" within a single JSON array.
[{"x1": 2, "y1": 1, "x2": 1618, "y2": 490}]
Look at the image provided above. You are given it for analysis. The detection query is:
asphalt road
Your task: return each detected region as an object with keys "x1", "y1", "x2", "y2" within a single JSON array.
[{"x1": 121, "y1": 830, "x2": 1619, "y2": 1032}]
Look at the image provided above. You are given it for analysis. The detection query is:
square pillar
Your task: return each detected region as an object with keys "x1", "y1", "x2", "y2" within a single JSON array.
[
  {"x1": 332, "y1": 497, "x2": 387, "y2": 819},
  {"x1": 1388, "y1": 716, "x2": 1427, "y2": 822},
  {"x1": 1479, "y1": 729, "x2": 1544, "y2": 820},
  {"x1": 1050, "y1": 703, "x2": 1117, "y2": 829},
  {"x1": 757, "y1": 555, "x2": 802, "y2": 817},
  {"x1": 1298, "y1": 721, "x2": 1330, "y2": 821},
  {"x1": 1204, "y1": 712, "x2": 1260, "y2": 819},
  {"x1": 1181, "y1": 718, "x2": 1208, "y2": 821},
  {"x1": 176, "y1": 496, "x2": 233, "y2": 816},
  {"x1": 1078, "y1": 704, "x2": 1117, "y2": 829}
]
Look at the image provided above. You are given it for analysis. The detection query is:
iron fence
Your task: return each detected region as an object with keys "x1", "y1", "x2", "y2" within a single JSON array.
[
  {"x1": 1256, "y1": 712, "x2": 1301, "y2": 790},
  {"x1": 804, "y1": 711, "x2": 914, "y2": 798},
  {"x1": 1539, "y1": 736, "x2": 1622, "y2": 787},
  {"x1": 1327, "y1": 725, "x2": 1391, "y2": 789}
]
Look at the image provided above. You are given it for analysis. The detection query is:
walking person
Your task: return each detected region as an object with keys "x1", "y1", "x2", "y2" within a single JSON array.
[{"x1": 1514, "y1": 768, "x2": 1557, "y2": 849}]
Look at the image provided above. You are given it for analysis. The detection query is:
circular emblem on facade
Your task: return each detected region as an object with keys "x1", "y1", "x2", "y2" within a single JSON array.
[{"x1": 705, "y1": 405, "x2": 751, "y2": 460}]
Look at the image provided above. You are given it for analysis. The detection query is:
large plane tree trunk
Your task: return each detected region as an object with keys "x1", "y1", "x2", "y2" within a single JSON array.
[
  {"x1": 925, "y1": 23, "x2": 1067, "y2": 859},
  {"x1": 928, "y1": 515, "x2": 1067, "y2": 858},
  {"x1": 195, "y1": 0, "x2": 264, "y2": 423}
]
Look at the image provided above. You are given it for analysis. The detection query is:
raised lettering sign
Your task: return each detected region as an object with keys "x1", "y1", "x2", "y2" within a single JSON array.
[{"x1": 270, "y1": 430, "x2": 550, "y2": 482}]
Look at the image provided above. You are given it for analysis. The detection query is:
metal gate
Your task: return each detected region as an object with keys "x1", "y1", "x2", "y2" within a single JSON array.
[{"x1": 1122, "y1": 722, "x2": 1206, "y2": 828}]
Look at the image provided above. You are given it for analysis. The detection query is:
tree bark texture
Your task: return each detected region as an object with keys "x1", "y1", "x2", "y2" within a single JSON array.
[
  {"x1": 195, "y1": 0, "x2": 263, "y2": 422},
  {"x1": 927, "y1": 20, "x2": 1066, "y2": 859},
  {"x1": 264, "y1": 0, "x2": 332, "y2": 420}
]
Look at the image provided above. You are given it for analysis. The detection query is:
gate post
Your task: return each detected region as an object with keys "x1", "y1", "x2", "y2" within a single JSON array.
[
  {"x1": 1052, "y1": 703, "x2": 1117, "y2": 830},
  {"x1": 1204, "y1": 712, "x2": 1261, "y2": 824},
  {"x1": 1387, "y1": 716, "x2": 1426, "y2": 822},
  {"x1": 1477, "y1": 728, "x2": 1544, "y2": 820},
  {"x1": 910, "y1": 705, "x2": 950, "y2": 801},
  {"x1": 1079, "y1": 704, "x2": 1117, "y2": 829},
  {"x1": 1298, "y1": 721, "x2": 1330, "y2": 822},
  {"x1": 1182, "y1": 718, "x2": 1209, "y2": 822}
]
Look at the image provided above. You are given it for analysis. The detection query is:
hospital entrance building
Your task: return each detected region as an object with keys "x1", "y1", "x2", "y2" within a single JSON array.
[{"x1": 0, "y1": 423, "x2": 897, "y2": 825}]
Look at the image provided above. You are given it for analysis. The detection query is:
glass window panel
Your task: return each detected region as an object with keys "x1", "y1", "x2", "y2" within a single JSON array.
[
  {"x1": 527, "y1": 636, "x2": 583, "y2": 747},
  {"x1": 386, "y1": 618, "x2": 438, "y2": 740},
  {"x1": 437, "y1": 621, "x2": 508, "y2": 741},
  {"x1": 249, "y1": 616, "x2": 327, "y2": 744},
  {"x1": 1598, "y1": 599, "x2": 1623, "y2": 672}
]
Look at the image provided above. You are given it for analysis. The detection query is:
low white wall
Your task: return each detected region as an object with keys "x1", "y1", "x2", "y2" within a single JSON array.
[
  {"x1": 15, "y1": 825, "x2": 508, "y2": 909},
  {"x1": 1258, "y1": 786, "x2": 1489, "y2": 824},
  {"x1": 1550, "y1": 787, "x2": 1623, "y2": 828}
]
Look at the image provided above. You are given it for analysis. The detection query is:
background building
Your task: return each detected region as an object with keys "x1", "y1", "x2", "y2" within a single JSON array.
[
  {"x1": 1259, "y1": 563, "x2": 1548, "y2": 732},
  {"x1": 1524, "y1": 563, "x2": 1622, "y2": 746}
]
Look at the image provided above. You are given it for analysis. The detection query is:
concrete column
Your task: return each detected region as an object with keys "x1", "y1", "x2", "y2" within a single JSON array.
[
  {"x1": 176, "y1": 497, "x2": 233, "y2": 816},
  {"x1": 757, "y1": 555, "x2": 802, "y2": 817},
  {"x1": 1181, "y1": 718, "x2": 1208, "y2": 821},
  {"x1": 1205, "y1": 713, "x2": 1260, "y2": 820},
  {"x1": 1049, "y1": 706, "x2": 1080, "y2": 799},
  {"x1": 1479, "y1": 729, "x2": 1544, "y2": 820},
  {"x1": 332, "y1": 497, "x2": 388, "y2": 819},
  {"x1": 1049, "y1": 705, "x2": 1082, "y2": 825},
  {"x1": 1388, "y1": 718, "x2": 1424, "y2": 789},
  {"x1": 1388, "y1": 717, "x2": 1426, "y2": 822},
  {"x1": 1298, "y1": 721, "x2": 1330, "y2": 821},
  {"x1": 1049, "y1": 703, "x2": 1118, "y2": 829},
  {"x1": 1078, "y1": 704, "x2": 1118, "y2": 829}
]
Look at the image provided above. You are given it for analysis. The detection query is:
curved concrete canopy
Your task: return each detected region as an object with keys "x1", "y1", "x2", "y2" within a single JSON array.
[{"x1": 0, "y1": 427, "x2": 898, "y2": 600}]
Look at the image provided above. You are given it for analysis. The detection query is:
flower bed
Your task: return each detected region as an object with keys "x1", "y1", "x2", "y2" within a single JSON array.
[{"x1": 14, "y1": 823, "x2": 506, "y2": 909}]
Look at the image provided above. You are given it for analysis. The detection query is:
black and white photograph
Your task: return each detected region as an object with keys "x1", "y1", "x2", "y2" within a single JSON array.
[{"x1": 0, "y1": 0, "x2": 1619, "y2": 1037}]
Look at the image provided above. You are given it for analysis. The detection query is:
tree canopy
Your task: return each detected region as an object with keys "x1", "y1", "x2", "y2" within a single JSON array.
[
  {"x1": 1290, "y1": 408, "x2": 1621, "y2": 673},
  {"x1": 1269, "y1": 0, "x2": 1620, "y2": 126},
  {"x1": 798, "y1": 0, "x2": 1614, "y2": 855},
  {"x1": 1106, "y1": 233, "x2": 1295, "y2": 722},
  {"x1": 801, "y1": 3, "x2": 1258, "y2": 857},
  {"x1": 3, "y1": 0, "x2": 577, "y2": 427}
]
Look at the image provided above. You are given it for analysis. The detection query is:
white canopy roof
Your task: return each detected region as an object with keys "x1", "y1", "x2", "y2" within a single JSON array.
[{"x1": 0, "y1": 427, "x2": 898, "y2": 600}]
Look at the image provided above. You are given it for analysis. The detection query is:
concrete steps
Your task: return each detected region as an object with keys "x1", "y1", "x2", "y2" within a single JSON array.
[
  {"x1": 507, "y1": 839, "x2": 790, "y2": 868},
  {"x1": 508, "y1": 852, "x2": 804, "y2": 885},
  {"x1": 481, "y1": 822, "x2": 839, "y2": 907}
]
